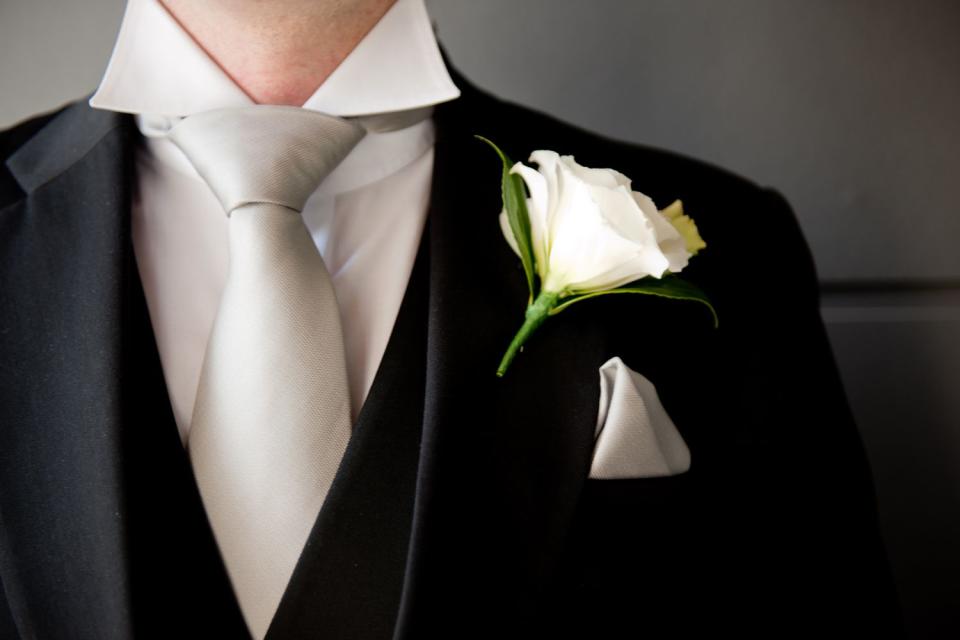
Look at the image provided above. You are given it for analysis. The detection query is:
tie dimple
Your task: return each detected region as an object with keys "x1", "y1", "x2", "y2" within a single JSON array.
[{"x1": 167, "y1": 106, "x2": 365, "y2": 640}]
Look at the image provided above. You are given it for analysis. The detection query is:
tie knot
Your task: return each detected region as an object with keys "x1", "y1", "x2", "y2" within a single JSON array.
[{"x1": 168, "y1": 106, "x2": 365, "y2": 214}]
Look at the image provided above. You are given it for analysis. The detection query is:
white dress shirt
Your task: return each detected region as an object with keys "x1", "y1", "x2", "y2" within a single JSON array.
[{"x1": 89, "y1": 0, "x2": 460, "y2": 443}]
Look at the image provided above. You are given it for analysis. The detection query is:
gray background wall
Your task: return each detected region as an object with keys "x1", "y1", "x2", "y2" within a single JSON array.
[{"x1": 2, "y1": 0, "x2": 957, "y2": 636}]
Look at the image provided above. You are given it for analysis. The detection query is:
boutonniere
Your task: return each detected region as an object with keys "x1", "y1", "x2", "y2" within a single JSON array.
[{"x1": 478, "y1": 137, "x2": 718, "y2": 377}]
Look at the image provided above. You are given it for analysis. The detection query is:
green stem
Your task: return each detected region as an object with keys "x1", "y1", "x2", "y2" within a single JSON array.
[{"x1": 496, "y1": 290, "x2": 561, "y2": 377}]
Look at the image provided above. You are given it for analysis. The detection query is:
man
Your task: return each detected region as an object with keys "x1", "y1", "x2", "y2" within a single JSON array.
[{"x1": 0, "y1": 0, "x2": 902, "y2": 638}]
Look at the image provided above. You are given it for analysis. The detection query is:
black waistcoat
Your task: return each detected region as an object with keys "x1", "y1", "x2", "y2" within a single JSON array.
[{"x1": 119, "y1": 213, "x2": 432, "y2": 640}]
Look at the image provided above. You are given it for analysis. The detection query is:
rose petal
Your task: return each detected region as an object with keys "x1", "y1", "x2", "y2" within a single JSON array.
[
  {"x1": 570, "y1": 249, "x2": 673, "y2": 293},
  {"x1": 559, "y1": 154, "x2": 632, "y2": 190},
  {"x1": 543, "y1": 161, "x2": 669, "y2": 292},
  {"x1": 633, "y1": 192, "x2": 690, "y2": 272},
  {"x1": 591, "y1": 183, "x2": 658, "y2": 245}
]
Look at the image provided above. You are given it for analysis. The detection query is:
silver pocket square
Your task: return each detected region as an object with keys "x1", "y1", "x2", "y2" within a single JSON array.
[{"x1": 589, "y1": 356, "x2": 691, "y2": 479}]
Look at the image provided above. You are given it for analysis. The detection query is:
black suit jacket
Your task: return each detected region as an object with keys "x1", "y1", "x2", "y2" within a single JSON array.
[{"x1": 0, "y1": 67, "x2": 903, "y2": 639}]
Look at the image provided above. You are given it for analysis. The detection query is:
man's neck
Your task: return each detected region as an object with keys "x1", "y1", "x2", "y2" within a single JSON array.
[{"x1": 159, "y1": 0, "x2": 397, "y2": 106}]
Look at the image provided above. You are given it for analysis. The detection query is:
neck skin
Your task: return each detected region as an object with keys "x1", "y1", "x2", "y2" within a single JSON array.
[{"x1": 159, "y1": 0, "x2": 397, "y2": 106}]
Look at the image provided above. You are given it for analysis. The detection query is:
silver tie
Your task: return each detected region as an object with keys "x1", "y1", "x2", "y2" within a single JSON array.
[{"x1": 167, "y1": 106, "x2": 365, "y2": 640}]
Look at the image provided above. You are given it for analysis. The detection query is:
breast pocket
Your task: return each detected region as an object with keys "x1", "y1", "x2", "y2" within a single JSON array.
[{"x1": 589, "y1": 356, "x2": 691, "y2": 479}]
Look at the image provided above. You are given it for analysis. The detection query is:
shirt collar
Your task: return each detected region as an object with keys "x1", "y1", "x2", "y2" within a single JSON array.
[{"x1": 89, "y1": 0, "x2": 460, "y2": 118}]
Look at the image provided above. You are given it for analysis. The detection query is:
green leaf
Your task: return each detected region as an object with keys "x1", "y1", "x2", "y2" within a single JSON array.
[
  {"x1": 475, "y1": 135, "x2": 537, "y2": 303},
  {"x1": 550, "y1": 275, "x2": 719, "y2": 328}
]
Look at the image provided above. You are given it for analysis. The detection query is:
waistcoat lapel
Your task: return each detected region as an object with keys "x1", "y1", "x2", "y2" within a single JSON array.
[
  {"x1": 266, "y1": 214, "x2": 431, "y2": 640},
  {"x1": 119, "y1": 241, "x2": 250, "y2": 639}
]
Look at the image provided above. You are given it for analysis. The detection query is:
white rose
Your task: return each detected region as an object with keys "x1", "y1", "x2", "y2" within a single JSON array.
[
  {"x1": 487, "y1": 142, "x2": 712, "y2": 376},
  {"x1": 499, "y1": 150, "x2": 704, "y2": 295}
]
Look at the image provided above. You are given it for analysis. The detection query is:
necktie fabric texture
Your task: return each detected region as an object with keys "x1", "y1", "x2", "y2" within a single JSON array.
[{"x1": 167, "y1": 106, "x2": 365, "y2": 640}]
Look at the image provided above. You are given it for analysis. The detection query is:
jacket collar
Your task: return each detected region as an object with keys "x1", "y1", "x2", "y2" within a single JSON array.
[{"x1": 6, "y1": 98, "x2": 128, "y2": 194}]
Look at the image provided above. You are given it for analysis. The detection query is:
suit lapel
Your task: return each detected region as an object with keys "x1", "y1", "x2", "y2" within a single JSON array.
[
  {"x1": 392, "y1": 77, "x2": 612, "y2": 637},
  {"x1": 0, "y1": 103, "x2": 139, "y2": 639}
]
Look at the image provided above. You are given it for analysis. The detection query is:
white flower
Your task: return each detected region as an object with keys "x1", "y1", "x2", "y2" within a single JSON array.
[
  {"x1": 484, "y1": 140, "x2": 713, "y2": 376},
  {"x1": 499, "y1": 150, "x2": 705, "y2": 295}
]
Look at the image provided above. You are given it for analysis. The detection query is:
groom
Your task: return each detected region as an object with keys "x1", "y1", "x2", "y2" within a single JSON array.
[{"x1": 0, "y1": 0, "x2": 902, "y2": 638}]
